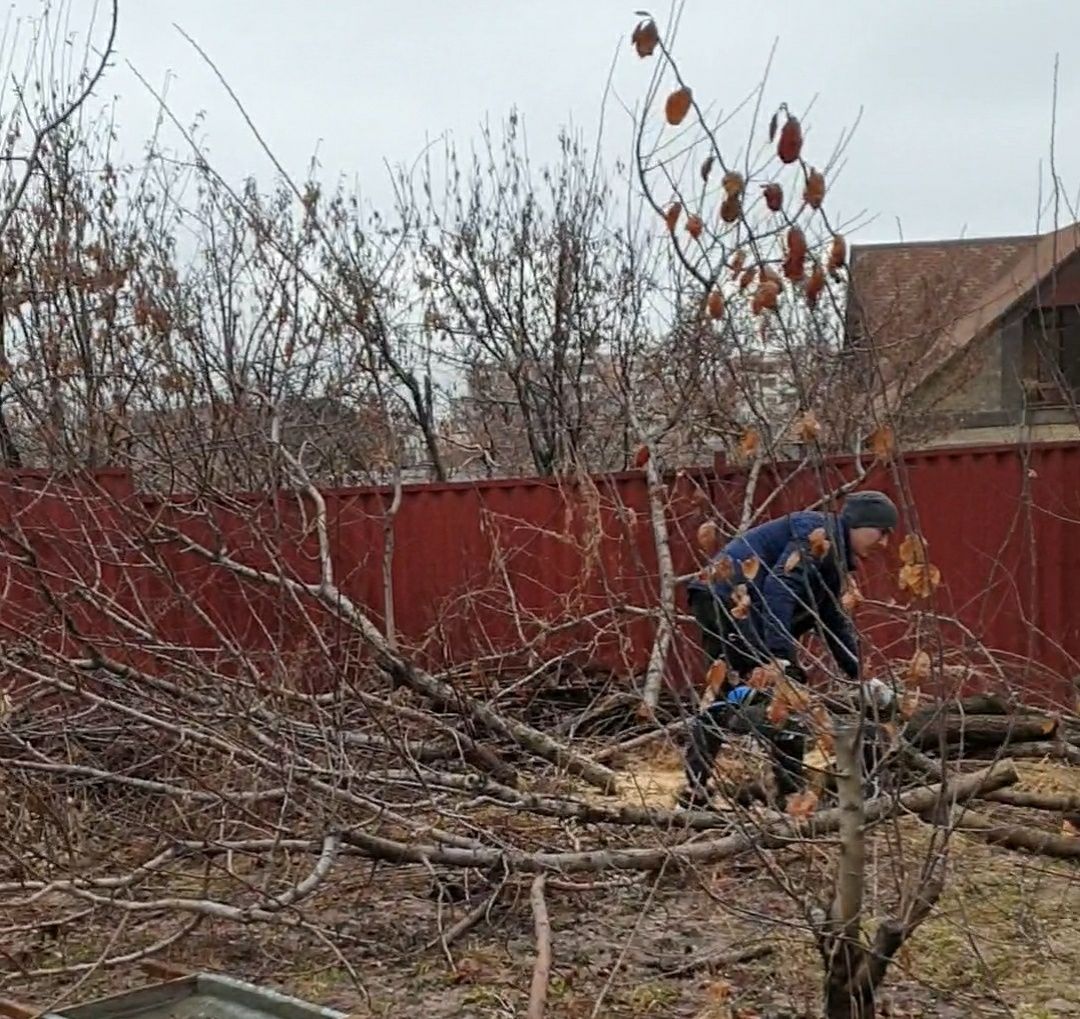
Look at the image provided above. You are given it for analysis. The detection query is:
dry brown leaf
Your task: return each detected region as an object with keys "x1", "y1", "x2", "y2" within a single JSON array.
[
  {"x1": 777, "y1": 115, "x2": 802, "y2": 163},
  {"x1": 762, "y1": 182, "x2": 783, "y2": 212},
  {"x1": 713, "y1": 554, "x2": 735, "y2": 583},
  {"x1": 808, "y1": 527, "x2": 831, "y2": 558},
  {"x1": 803, "y1": 167, "x2": 826, "y2": 209},
  {"x1": 706, "y1": 979, "x2": 733, "y2": 1004},
  {"x1": 739, "y1": 428, "x2": 761, "y2": 459},
  {"x1": 1064, "y1": 819, "x2": 1080, "y2": 838},
  {"x1": 730, "y1": 584, "x2": 752, "y2": 620},
  {"x1": 899, "y1": 689, "x2": 921, "y2": 720},
  {"x1": 720, "y1": 194, "x2": 742, "y2": 224},
  {"x1": 787, "y1": 227, "x2": 808, "y2": 261},
  {"x1": 700, "y1": 156, "x2": 714, "y2": 182},
  {"x1": 738, "y1": 266, "x2": 757, "y2": 290},
  {"x1": 907, "y1": 650, "x2": 932, "y2": 683},
  {"x1": 697, "y1": 520, "x2": 720, "y2": 554},
  {"x1": 729, "y1": 249, "x2": 747, "y2": 275},
  {"x1": 767, "y1": 698, "x2": 791, "y2": 725},
  {"x1": 805, "y1": 263, "x2": 826, "y2": 308},
  {"x1": 841, "y1": 577, "x2": 863, "y2": 612},
  {"x1": 665, "y1": 86, "x2": 693, "y2": 125},
  {"x1": 784, "y1": 548, "x2": 802, "y2": 573},
  {"x1": 632, "y1": 444, "x2": 650, "y2": 468},
  {"x1": 721, "y1": 170, "x2": 745, "y2": 198},
  {"x1": 663, "y1": 202, "x2": 682, "y2": 233},
  {"x1": 795, "y1": 409, "x2": 821, "y2": 442},
  {"x1": 741, "y1": 555, "x2": 761, "y2": 581},
  {"x1": 686, "y1": 214, "x2": 704, "y2": 239},
  {"x1": 706, "y1": 659, "x2": 729, "y2": 693},
  {"x1": 631, "y1": 19, "x2": 660, "y2": 57},
  {"x1": 752, "y1": 279, "x2": 780, "y2": 314},
  {"x1": 786, "y1": 789, "x2": 819, "y2": 819},
  {"x1": 706, "y1": 290, "x2": 725, "y2": 320},
  {"x1": 748, "y1": 663, "x2": 777, "y2": 690},
  {"x1": 898, "y1": 533, "x2": 929, "y2": 566},
  {"x1": 898, "y1": 562, "x2": 942, "y2": 599},
  {"x1": 829, "y1": 234, "x2": 847, "y2": 271},
  {"x1": 869, "y1": 424, "x2": 896, "y2": 461}
]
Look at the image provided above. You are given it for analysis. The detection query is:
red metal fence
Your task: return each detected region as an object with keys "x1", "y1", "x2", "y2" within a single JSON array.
[{"x1": 0, "y1": 441, "x2": 1078, "y2": 703}]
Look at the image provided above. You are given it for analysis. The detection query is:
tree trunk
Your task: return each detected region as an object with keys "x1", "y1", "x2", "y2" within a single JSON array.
[{"x1": 904, "y1": 713, "x2": 1056, "y2": 751}]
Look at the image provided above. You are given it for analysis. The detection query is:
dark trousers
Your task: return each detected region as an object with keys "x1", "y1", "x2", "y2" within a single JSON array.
[
  {"x1": 687, "y1": 587, "x2": 769, "y2": 684},
  {"x1": 685, "y1": 699, "x2": 808, "y2": 800}
]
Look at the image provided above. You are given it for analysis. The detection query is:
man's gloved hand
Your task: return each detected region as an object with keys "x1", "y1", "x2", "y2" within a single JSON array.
[{"x1": 776, "y1": 658, "x2": 807, "y2": 685}]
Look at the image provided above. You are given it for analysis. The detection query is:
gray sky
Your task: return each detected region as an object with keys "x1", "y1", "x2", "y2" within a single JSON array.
[{"x1": 29, "y1": 1, "x2": 1080, "y2": 243}]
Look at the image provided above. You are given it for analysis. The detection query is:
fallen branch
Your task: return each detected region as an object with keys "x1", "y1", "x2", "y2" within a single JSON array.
[
  {"x1": 341, "y1": 759, "x2": 1018, "y2": 873},
  {"x1": 947, "y1": 806, "x2": 1080, "y2": 859},
  {"x1": 646, "y1": 942, "x2": 774, "y2": 979},
  {"x1": 904, "y1": 713, "x2": 1056, "y2": 751},
  {"x1": 527, "y1": 875, "x2": 552, "y2": 1019}
]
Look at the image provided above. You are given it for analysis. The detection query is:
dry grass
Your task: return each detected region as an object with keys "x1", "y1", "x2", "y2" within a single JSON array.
[{"x1": 5, "y1": 758, "x2": 1080, "y2": 1018}]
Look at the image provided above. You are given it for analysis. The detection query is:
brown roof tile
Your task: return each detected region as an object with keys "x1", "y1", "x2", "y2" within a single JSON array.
[{"x1": 847, "y1": 224, "x2": 1080, "y2": 406}]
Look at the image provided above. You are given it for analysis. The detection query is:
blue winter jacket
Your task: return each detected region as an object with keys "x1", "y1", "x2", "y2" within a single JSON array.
[{"x1": 686, "y1": 511, "x2": 860, "y2": 678}]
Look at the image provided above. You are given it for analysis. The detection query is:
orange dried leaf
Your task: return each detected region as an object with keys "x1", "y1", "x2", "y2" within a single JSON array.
[
  {"x1": 753, "y1": 279, "x2": 780, "y2": 314},
  {"x1": 631, "y1": 18, "x2": 659, "y2": 56},
  {"x1": 805, "y1": 263, "x2": 826, "y2": 308},
  {"x1": 795, "y1": 409, "x2": 821, "y2": 443},
  {"x1": 907, "y1": 650, "x2": 932, "y2": 683},
  {"x1": 665, "y1": 86, "x2": 693, "y2": 125},
  {"x1": 706, "y1": 659, "x2": 728, "y2": 693},
  {"x1": 739, "y1": 428, "x2": 761, "y2": 458},
  {"x1": 697, "y1": 520, "x2": 720, "y2": 554},
  {"x1": 663, "y1": 202, "x2": 682, "y2": 233},
  {"x1": 729, "y1": 249, "x2": 747, "y2": 275},
  {"x1": 787, "y1": 227, "x2": 808, "y2": 261},
  {"x1": 738, "y1": 266, "x2": 757, "y2": 290},
  {"x1": 777, "y1": 115, "x2": 802, "y2": 164},
  {"x1": 899, "y1": 689, "x2": 921, "y2": 720},
  {"x1": 706, "y1": 289, "x2": 725, "y2": 320},
  {"x1": 741, "y1": 555, "x2": 761, "y2": 581},
  {"x1": 767, "y1": 698, "x2": 791, "y2": 726},
  {"x1": 804, "y1": 167, "x2": 826, "y2": 209},
  {"x1": 713, "y1": 554, "x2": 735, "y2": 583},
  {"x1": 786, "y1": 790, "x2": 819, "y2": 819},
  {"x1": 784, "y1": 548, "x2": 802, "y2": 573},
  {"x1": 686, "y1": 214, "x2": 704, "y2": 240},
  {"x1": 829, "y1": 234, "x2": 848, "y2": 271},
  {"x1": 869, "y1": 424, "x2": 896, "y2": 461},
  {"x1": 762, "y1": 182, "x2": 783, "y2": 212},
  {"x1": 700, "y1": 155, "x2": 714, "y2": 182},
  {"x1": 898, "y1": 533, "x2": 929, "y2": 567},
  {"x1": 748, "y1": 664, "x2": 776, "y2": 690},
  {"x1": 730, "y1": 584, "x2": 752, "y2": 620},
  {"x1": 841, "y1": 577, "x2": 863, "y2": 612},
  {"x1": 720, "y1": 194, "x2": 742, "y2": 224},
  {"x1": 632, "y1": 444, "x2": 650, "y2": 468},
  {"x1": 783, "y1": 252, "x2": 806, "y2": 282},
  {"x1": 899, "y1": 562, "x2": 941, "y2": 599},
  {"x1": 721, "y1": 171, "x2": 745, "y2": 199},
  {"x1": 808, "y1": 527, "x2": 831, "y2": 558}
]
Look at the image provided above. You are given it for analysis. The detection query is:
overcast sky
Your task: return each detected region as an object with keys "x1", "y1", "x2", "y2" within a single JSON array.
[{"x1": 24, "y1": 1, "x2": 1080, "y2": 245}]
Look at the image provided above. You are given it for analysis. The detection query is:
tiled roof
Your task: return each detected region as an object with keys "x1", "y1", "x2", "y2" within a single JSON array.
[{"x1": 847, "y1": 223, "x2": 1080, "y2": 405}]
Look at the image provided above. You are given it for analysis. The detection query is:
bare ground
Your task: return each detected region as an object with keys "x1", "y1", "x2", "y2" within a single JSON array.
[{"x1": 5, "y1": 754, "x2": 1080, "y2": 1019}]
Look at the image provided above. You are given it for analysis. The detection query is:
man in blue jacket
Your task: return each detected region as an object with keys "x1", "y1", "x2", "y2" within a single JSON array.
[{"x1": 679, "y1": 490, "x2": 899, "y2": 808}]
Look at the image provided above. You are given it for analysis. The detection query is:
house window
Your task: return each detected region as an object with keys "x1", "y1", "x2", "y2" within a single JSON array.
[{"x1": 1022, "y1": 305, "x2": 1080, "y2": 405}]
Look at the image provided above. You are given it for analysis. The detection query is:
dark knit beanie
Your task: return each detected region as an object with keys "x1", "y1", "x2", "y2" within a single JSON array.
[{"x1": 841, "y1": 491, "x2": 899, "y2": 531}]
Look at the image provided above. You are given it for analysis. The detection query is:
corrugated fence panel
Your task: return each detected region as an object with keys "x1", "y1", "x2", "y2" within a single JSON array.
[{"x1": 0, "y1": 445, "x2": 1078, "y2": 701}]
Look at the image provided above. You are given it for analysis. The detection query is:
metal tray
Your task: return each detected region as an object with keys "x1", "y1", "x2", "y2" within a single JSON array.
[{"x1": 44, "y1": 975, "x2": 348, "y2": 1019}]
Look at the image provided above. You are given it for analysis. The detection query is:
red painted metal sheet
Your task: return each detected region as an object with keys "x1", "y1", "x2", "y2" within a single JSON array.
[{"x1": 0, "y1": 445, "x2": 1076, "y2": 705}]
